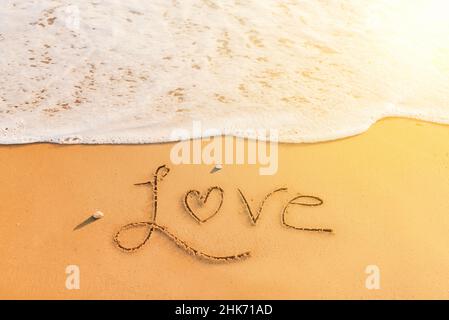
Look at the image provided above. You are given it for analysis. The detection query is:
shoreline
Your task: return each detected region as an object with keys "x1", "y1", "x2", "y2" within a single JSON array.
[{"x1": 2, "y1": 115, "x2": 449, "y2": 146}]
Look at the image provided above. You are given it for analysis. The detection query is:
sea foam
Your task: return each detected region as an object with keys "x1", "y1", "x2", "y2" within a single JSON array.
[{"x1": 0, "y1": 0, "x2": 448, "y2": 144}]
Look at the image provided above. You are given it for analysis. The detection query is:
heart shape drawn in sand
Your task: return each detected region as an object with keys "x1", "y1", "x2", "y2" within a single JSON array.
[{"x1": 183, "y1": 186, "x2": 224, "y2": 224}]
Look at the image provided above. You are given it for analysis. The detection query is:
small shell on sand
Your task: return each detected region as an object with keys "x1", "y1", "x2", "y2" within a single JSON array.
[
  {"x1": 210, "y1": 164, "x2": 223, "y2": 174},
  {"x1": 92, "y1": 211, "x2": 104, "y2": 219}
]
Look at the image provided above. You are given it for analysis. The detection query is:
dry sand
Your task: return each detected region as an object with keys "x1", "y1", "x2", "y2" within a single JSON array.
[{"x1": 0, "y1": 118, "x2": 449, "y2": 299}]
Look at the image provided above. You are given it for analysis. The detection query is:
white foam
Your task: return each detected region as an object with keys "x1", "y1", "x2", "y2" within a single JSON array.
[{"x1": 1, "y1": 0, "x2": 448, "y2": 144}]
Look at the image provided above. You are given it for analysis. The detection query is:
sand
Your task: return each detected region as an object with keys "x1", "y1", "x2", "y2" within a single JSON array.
[{"x1": 1, "y1": 118, "x2": 449, "y2": 299}]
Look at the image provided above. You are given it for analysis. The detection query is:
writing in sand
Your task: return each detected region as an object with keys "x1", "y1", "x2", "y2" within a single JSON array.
[{"x1": 113, "y1": 165, "x2": 333, "y2": 262}]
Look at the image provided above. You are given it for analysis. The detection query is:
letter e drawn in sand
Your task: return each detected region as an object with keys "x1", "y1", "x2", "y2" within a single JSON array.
[{"x1": 281, "y1": 195, "x2": 333, "y2": 233}]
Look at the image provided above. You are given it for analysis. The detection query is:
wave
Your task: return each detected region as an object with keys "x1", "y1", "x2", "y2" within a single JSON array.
[{"x1": 1, "y1": 0, "x2": 448, "y2": 144}]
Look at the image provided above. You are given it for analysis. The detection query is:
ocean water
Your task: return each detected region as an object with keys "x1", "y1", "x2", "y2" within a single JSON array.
[{"x1": 0, "y1": 0, "x2": 448, "y2": 144}]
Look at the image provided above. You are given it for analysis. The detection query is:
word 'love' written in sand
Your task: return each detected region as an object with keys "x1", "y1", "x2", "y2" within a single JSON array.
[{"x1": 113, "y1": 165, "x2": 333, "y2": 262}]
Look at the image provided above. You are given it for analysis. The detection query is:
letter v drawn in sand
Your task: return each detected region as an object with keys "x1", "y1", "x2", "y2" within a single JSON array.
[{"x1": 238, "y1": 187, "x2": 288, "y2": 225}]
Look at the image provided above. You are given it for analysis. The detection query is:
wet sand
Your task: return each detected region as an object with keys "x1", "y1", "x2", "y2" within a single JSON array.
[{"x1": 0, "y1": 118, "x2": 449, "y2": 299}]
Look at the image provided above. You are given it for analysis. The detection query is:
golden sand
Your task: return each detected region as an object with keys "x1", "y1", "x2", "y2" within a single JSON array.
[{"x1": 0, "y1": 118, "x2": 448, "y2": 299}]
